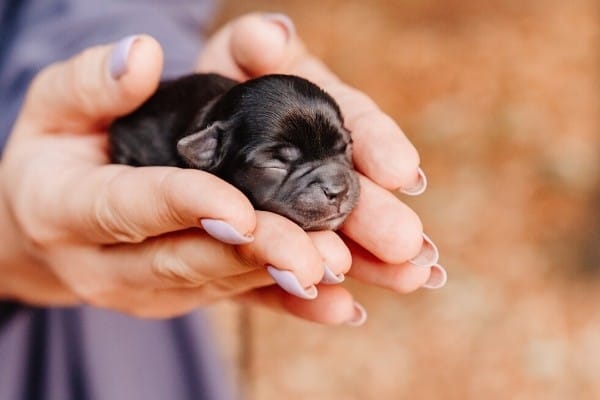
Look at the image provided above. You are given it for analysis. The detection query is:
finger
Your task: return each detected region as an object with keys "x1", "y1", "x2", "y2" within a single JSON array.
[
  {"x1": 237, "y1": 284, "x2": 368, "y2": 326},
  {"x1": 150, "y1": 230, "x2": 352, "y2": 302},
  {"x1": 90, "y1": 211, "x2": 328, "y2": 292},
  {"x1": 199, "y1": 13, "x2": 423, "y2": 192},
  {"x1": 91, "y1": 228, "x2": 353, "y2": 317},
  {"x1": 236, "y1": 211, "x2": 327, "y2": 299},
  {"x1": 343, "y1": 238, "x2": 431, "y2": 293},
  {"x1": 165, "y1": 230, "x2": 352, "y2": 298},
  {"x1": 197, "y1": 13, "x2": 294, "y2": 79},
  {"x1": 28, "y1": 165, "x2": 256, "y2": 245},
  {"x1": 307, "y1": 230, "x2": 352, "y2": 284},
  {"x1": 289, "y1": 64, "x2": 423, "y2": 191},
  {"x1": 96, "y1": 270, "x2": 274, "y2": 319},
  {"x1": 21, "y1": 35, "x2": 163, "y2": 132},
  {"x1": 341, "y1": 174, "x2": 424, "y2": 264},
  {"x1": 276, "y1": 30, "x2": 423, "y2": 191}
]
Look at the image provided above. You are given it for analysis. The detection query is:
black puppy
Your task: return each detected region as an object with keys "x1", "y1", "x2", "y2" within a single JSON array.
[{"x1": 109, "y1": 73, "x2": 359, "y2": 231}]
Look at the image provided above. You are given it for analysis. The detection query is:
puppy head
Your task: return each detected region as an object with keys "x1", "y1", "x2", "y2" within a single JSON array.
[{"x1": 177, "y1": 74, "x2": 359, "y2": 231}]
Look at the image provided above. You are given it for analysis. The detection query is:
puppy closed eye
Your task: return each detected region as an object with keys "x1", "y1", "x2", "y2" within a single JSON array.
[
  {"x1": 275, "y1": 146, "x2": 301, "y2": 162},
  {"x1": 260, "y1": 146, "x2": 300, "y2": 170},
  {"x1": 261, "y1": 159, "x2": 288, "y2": 170}
]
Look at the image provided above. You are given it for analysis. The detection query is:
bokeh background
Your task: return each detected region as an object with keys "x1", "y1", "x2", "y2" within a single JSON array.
[{"x1": 207, "y1": 1, "x2": 600, "y2": 399}]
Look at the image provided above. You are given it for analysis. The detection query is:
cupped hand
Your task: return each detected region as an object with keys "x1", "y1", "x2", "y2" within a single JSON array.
[
  {"x1": 0, "y1": 13, "x2": 446, "y2": 325},
  {"x1": 0, "y1": 36, "x2": 349, "y2": 318},
  {"x1": 197, "y1": 13, "x2": 447, "y2": 324}
]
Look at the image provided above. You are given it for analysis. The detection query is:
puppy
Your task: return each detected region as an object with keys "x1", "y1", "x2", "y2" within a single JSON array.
[{"x1": 109, "y1": 73, "x2": 359, "y2": 231}]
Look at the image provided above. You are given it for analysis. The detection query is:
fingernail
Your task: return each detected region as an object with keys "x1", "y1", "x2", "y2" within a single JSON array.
[
  {"x1": 263, "y1": 13, "x2": 296, "y2": 42},
  {"x1": 409, "y1": 233, "x2": 439, "y2": 268},
  {"x1": 109, "y1": 35, "x2": 139, "y2": 80},
  {"x1": 321, "y1": 265, "x2": 345, "y2": 284},
  {"x1": 345, "y1": 302, "x2": 368, "y2": 327},
  {"x1": 200, "y1": 219, "x2": 254, "y2": 245},
  {"x1": 422, "y1": 264, "x2": 448, "y2": 289},
  {"x1": 398, "y1": 167, "x2": 427, "y2": 196},
  {"x1": 266, "y1": 265, "x2": 318, "y2": 300}
]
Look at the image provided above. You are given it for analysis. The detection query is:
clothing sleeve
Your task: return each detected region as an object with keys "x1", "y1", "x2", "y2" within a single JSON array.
[{"x1": 0, "y1": 0, "x2": 217, "y2": 148}]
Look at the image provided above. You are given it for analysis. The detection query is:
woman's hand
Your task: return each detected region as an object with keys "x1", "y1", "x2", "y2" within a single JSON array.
[
  {"x1": 0, "y1": 13, "x2": 446, "y2": 325},
  {"x1": 0, "y1": 36, "x2": 350, "y2": 318},
  {"x1": 197, "y1": 13, "x2": 447, "y2": 324}
]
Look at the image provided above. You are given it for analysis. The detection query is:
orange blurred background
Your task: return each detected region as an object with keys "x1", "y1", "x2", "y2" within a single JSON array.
[{"x1": 208, "y1": 1, "x2": 600, "y2": 399}]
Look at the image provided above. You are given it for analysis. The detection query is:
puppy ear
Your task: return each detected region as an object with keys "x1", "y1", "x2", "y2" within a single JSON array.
[{"x1": 177, "y1": 121, "x2": 231, "y2": 170}]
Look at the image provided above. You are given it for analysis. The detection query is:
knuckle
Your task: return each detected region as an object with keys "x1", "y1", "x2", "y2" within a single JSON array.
[
  {"x1": 149, "y1": 239, "x2": 207, "y2": 287},
  {"x1": 92, "y1": 175, "x2": 146, "y2": 243},
  {"x1": 157, "y1": 169, "x2": 193, "y2": 227},
  {"x1": 93, "y1": 199, "x2": 145, "y2": 243}
]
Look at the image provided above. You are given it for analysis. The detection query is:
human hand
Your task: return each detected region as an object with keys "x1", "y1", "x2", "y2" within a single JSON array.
[
  {"x1": 197, "y1": 13, "x2": 447, "y2": 324},
  {"x1": 0, "y1": 36, "x2": 350, "y2": 318}
]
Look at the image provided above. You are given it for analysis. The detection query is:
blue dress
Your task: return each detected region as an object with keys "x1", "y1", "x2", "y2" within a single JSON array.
[{"x1": 0, "y1": 1, "x2": 235, "y2": 399}]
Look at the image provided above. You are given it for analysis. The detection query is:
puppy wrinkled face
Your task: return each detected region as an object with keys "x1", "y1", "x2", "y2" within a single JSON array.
[
  {"x1": 232, "y1": 113, "x2": 359, "y2": 231},
  {"x1": 179, "y1": 75, "x2": 360, "y2": 230}
]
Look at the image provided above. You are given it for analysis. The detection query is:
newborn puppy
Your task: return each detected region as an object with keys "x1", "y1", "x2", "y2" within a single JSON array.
[{"x1": 109, "y1": 73, "x2": 359, "y2": 231}]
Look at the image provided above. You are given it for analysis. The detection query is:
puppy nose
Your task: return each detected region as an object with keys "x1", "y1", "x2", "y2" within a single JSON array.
[{"x1": 322, "y1": 182, "x2": 348, "y2": 205}]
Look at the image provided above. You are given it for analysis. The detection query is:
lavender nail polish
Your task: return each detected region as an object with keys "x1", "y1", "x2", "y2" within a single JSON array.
[
  {"x1": 200, "y1": 219, "x2": 254, "y2": 245},
  {"x1": 345, "y1": 302, "x2": 368, "y2": 327},
  {"x1": 423, "y1": 264, "x2": 448, "y2": 289},
  {"x1": 266, "y1": 266, "x2": 318, "y2": 300},
  {"x1": 409, "y1": 233, "x2": 439, "y2": 268},
  {"x1": 262, "y1": 12, "x2": 296, "y2": 41},
  {"x1": 321, "y1": 265, "x2": 345, "y2": 284},
  {"x1": 109, "y1": 35, "x2": 139, "y2": 80},
  {"x1": 398, "y1": 167, "x2": 427, "y2": 196}
]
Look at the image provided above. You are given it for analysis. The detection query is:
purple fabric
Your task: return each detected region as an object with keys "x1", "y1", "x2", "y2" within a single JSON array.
[
  {"x1": 0, "y1": 0, "x2": 217, "y2": 146},
  {"x1": 0, "y1": 1, "x2": 237, "y2": 399},
  {"x1": 0, "y1": 306, "x2": 233, "y2": 400}
]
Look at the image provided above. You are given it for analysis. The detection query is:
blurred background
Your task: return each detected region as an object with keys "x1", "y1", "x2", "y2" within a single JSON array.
[{"x1": 207, "y1": 1, "x2": 600, "y2": 399}]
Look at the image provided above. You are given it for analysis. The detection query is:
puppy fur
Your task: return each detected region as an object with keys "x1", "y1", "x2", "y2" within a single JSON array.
[{"x1": 109, "y1": 73, "x2": 359, "y2": 231}]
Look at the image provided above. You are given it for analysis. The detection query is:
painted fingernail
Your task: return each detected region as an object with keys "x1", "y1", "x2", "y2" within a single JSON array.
[
  {"x1": 409, "y1": 233, "x2": 439, "y2": 267},
  {"x1": 263, "y1": 13, "x2": 296, "y2": 42},
  {"x1": 266, "y1": 265, "x2": 318, "y2": 300},
  {"x1": 321, "y1": 265, "x2": 345, "y2": 284},
  {"x1": 398, "y1": 167, "x2": 427, "y2": 196},
  {"x1": 422, "y1": 264, "x2": 448, "y2": 289},
  {"x1": 200, "y1": 219, "x2": 254, "y2": 245},
  {"x1": 345, "y1": 302, "x2": 368, "y2": 327},
  {"x1": 109, "y1": 35, "x2": 139, "y2": 80}
]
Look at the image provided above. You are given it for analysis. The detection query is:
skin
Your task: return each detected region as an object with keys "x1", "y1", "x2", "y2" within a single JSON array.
[{"x1": 0, "y1": 13, "x2": 433, "y2": 324}]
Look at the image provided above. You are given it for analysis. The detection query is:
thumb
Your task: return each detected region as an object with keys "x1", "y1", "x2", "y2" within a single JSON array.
[
  {"x1": 197, "y1": 13, "x2": 301, "y2": 80},
  {"x1": 21, "y1": 35, "x2": 163, "y2": 132}
]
